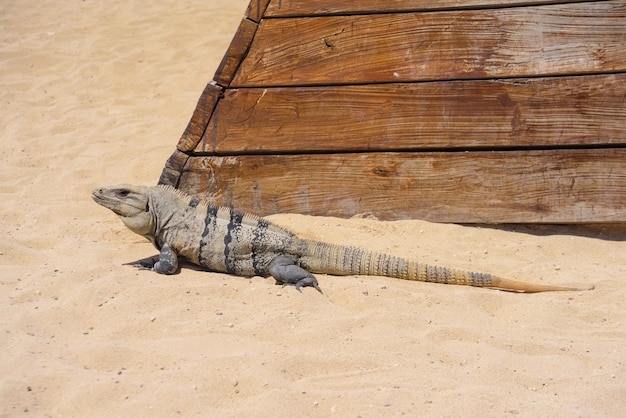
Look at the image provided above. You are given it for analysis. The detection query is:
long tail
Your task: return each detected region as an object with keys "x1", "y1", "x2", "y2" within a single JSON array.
[{"x1": 299, "y1": 241, "x2": 591, "y2": 293}]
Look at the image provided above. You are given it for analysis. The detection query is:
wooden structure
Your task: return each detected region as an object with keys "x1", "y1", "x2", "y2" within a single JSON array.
[{"x1": 159, "y1": 0, "x2": 626, "y2": 223}]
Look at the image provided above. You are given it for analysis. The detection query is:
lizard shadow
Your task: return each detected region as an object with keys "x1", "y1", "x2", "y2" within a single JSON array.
[
  {"x1": 124, "y1": 255, "x2": 210, "y2": 275},
  {"x1": 123, "y1": 255, "x2": 295, "y2": 290}
]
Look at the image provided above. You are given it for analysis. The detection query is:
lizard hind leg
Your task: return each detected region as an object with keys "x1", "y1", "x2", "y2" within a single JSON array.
[{"x1": 268, "y1": 255, "x2": 323, "y2": 294}]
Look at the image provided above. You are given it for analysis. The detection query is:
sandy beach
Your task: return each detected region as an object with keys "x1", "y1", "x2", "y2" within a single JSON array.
[{"x1": 1, "y1": 0, "x2": 625, "y2": 416}]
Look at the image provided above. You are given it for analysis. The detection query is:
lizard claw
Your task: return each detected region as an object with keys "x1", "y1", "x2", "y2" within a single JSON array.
[
  {"x1": 276, "y1": 279, "x2": 324, "y2": 295},
  {"x1": 124, "y1": 256, "x2": 159, "y2": 270},
  {"x1": 296, "y1": 277, "x2": 323, "y2": 294},
  {"x1": 136, "y1": 264, "x2": 155, "y2": 271},
  {"x1": 125, "y1": 245, "x2": 178, "y2": 275},
  {"x1": 280, "y1": 278, "x2": 323, "y2": 294}
]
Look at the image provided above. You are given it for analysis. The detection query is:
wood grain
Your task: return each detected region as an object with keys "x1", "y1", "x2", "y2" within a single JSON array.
[
  {"x1": 176, "y1": 149, "x2": 626, "y2": 223},
  {"x1": 264, "y1": 0, "x2": 592, "y2": 16},
  {"x1": 233, "y1": 1, "x2": 626, "y2": 86},
  {"x1": 194, "y1": 74, "x2": 626, "y2": 154},
  {"x1": 167, "y1": 0, "x2": 626, "y2": 223}
]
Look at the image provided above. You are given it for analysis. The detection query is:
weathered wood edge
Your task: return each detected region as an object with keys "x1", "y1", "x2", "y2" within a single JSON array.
[
  {"x1": 162, "y1": 0, "x2": 268, "y2": 186},
  {"x1": 246, "y1": 0, "x2": 271, "y2": 22},
  {"x1": 176, "y1": 149, "x2": 626, "y2": 223},
  {"x1": 158, "y1": 149, "x2": 190, "y2": 188},
  {"x1": 264, "y1": 0, "x2": 592, "y2": 16},
  {"x1": 176, "y1": 82, "x2": 223, "y2": 152},
  {"x1": 213, "y1": 17, "x2": 260, "y2": 87}
]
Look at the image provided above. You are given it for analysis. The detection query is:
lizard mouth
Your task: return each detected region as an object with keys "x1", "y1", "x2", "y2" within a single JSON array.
[
  {"x1": 91, "y1": 191, "x2": 107, "y2": 204},
  {"x1": 91, "y1": 189, "x2": 148, "y2": 215},
  {"x1": 91, "y1": 191, "x2": 128, "y2": 215},
  {"x1": 91, "y1": 191, "x2": 114, "y2": 207},
  {"x1": 92, "y1": 192, "x2": 117, "y2": 212}
]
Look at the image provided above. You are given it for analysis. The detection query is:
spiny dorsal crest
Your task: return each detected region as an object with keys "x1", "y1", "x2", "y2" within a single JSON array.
[{"x1": 153, "y1": 184, "x2": 294, "y2": 235}]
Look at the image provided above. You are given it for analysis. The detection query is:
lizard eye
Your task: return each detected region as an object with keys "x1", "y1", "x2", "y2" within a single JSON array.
[{"x1": 116, "y1": 189, "x2": 130, "y2": 198}]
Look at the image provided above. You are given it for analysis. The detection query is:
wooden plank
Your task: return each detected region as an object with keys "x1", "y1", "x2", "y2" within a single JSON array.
[
  {"x1": 176, "y1": 82, "x2": 222, "y2": 152},
  {"x1": 176, "y1": 149, "x2": 626, "y2": 223},
  {"x1": 158, "y1": 149, "x2": 190, "y2": 188},
  {"x1": 246, "y1": 0, "x2": 271, "y2": 23},
  {"x1": 232, "y1": 1, "x2": 626, "y2": 86},
  {"x1": 213, "y1": 18, "x2": 259, "y2": 87},
  {"x1": 194, "y1": 74, "x2": 626, "y2": 154},
  {"x1": 265, "y1": 0, "x2": 592, "y2": 16}
]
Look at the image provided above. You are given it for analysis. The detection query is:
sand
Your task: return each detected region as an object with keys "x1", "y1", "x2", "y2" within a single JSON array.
[{"x1": 1, "y1": 0, "x2": 625, "y2": 416}]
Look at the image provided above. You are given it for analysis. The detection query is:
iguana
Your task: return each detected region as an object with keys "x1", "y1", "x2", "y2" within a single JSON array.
[{"x1": 92, "y1": 184, "x2": 590, "y2": 293}]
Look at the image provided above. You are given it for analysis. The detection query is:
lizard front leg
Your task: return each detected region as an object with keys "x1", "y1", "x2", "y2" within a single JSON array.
[
  {"x1": 268, "y1": 255, "x2": 323, "y2": 293},
  {"x1": 129, "y1": 243, "x2": 179, "y2": 274},
  {"x1": 152, "y1": 243, "x2": 179, "y2": 274}
]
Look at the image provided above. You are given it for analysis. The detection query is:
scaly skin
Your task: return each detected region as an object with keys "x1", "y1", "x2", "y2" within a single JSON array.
[{"x1": 92, "y1": 184, "x2": 591, "y2": 293}]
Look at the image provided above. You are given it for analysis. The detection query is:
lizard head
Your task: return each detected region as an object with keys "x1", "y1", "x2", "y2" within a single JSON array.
[{"x1": 92, "y1": 184, "x2": 156, "y2": 238}]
